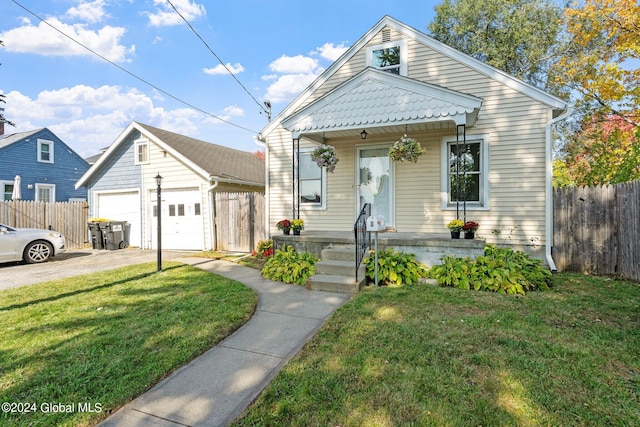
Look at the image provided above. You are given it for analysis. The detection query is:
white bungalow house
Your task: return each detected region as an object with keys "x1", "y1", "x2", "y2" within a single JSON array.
[
  {"x1": 257, "y1": 16, "x2": 570, "y2": 277},
  {"x1": 76, "y1": 122, "x2": 264, "y2": 251}
]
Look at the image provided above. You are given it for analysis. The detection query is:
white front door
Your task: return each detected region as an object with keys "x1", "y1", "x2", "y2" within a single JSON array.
[
  {"x1": 356, "y1": 145, "x2": 394, "y2": 227},
  {"x1": 150, "y1": 189, "x2": 204, "y2": 250}
]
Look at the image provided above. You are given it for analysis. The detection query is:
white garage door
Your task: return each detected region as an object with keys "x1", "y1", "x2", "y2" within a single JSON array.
[
  {"x1": 151, "y1": 189, "x2": 204, "y2": 250},
  {"x1": 96, "y1": 191, "x2": 141, "y2": 247}
]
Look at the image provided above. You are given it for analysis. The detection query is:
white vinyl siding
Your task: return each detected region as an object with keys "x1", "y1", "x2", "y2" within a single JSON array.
[{"x1": 266, "y1": 23, "x2": 554, "y2": 251}]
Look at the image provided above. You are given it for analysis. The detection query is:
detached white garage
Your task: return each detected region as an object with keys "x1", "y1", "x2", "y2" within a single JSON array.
[
  {"x1": 95, "y1": 190, "x2": 141, "y2": 247},
  {"x1": 76, "y1": 122, "x2": 264, "y2": 252}
]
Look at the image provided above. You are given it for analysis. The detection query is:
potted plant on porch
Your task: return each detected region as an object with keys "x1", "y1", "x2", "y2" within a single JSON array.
[
  {"x1": 311, "y1": 144, "x2": 339, "y2": 173},
  {"x1": 291, "y1": 219, "x2": 304, "y2": 235},
  {"x1": 447, "y1": 219, "x2": 464, "y2": 239},
  {"x1": 276, "y1": 219, "x2": 291, "y2": 235},
  {"x1": 388, "y1": 134, "x2": 425, "y2": 163},
  {"x1": 463, "y1": 221, "x2": 479, "y2": 239}
]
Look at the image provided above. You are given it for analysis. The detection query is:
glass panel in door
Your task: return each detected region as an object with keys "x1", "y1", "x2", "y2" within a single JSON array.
[{"x1": 357, "y1": 146, "x2": 393, "y2": 226}]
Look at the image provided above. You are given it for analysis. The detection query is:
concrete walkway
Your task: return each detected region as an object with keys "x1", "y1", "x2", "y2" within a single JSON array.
[{"x1": 99, "y1": 258, "x2": 351, "y2": 427}]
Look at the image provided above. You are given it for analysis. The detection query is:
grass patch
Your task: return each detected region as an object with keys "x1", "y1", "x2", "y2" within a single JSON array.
[
  {"x1": 233, "y1": 273, "x2": 640, "y2": 426},
  {"x1": 191, "y1": 250, "x2": 266, "y2": 270},
  {"x1": 0, "y1": 262, "x2": 257, "y2": 427}
]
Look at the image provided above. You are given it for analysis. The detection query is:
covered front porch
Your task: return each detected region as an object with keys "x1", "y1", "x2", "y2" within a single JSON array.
[{"x1": 272, "y1": 230, "x2": 485, "y2": 268}]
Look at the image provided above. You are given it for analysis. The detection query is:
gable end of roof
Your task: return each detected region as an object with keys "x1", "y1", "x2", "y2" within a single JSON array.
[{"x1": 261, "y1": 15, "x2": 567, "y2": 138}]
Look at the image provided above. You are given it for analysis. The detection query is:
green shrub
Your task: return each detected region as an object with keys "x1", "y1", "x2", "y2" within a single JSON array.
[
  {"x1": 428, "y1": 244, "x2": 551, "y2": 295},
  {"x1": 261, "y1": 246, "x2": 318, "y2": 285},
  {"x1": 363, "y1": 248, "x2": 429, "y2": 286}
]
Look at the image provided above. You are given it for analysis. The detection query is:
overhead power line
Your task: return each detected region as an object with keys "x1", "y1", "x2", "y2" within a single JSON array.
[
  {"x1": 8, "y1": 0, "x2": 259, "y2": 134},
  {"x1": 164, "y1": 0, "x2": 271, "y2": 120}
]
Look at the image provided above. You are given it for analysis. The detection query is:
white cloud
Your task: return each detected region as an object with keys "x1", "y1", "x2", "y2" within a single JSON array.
[
  {"x1": 203, "y1": 63, "x2": 245, "y2": 76},
  {"x1": 262, "y1": 54, "x2": 325, "y2": 104},
  {"x1": 264, "y1": 73, "x2": 320, "y2": 104},
  {"x1": 315, "y1": 42, "x2": 349, "y2": 61},
  {"x1": 269, "y1": 54, "x2": 320, "y2": 74},
  {"x1": 222, "y1": 105, "x2": 244, "y2": 117},
  {"x1": 66, "y1": 0, "x2": 109, "y2": 24},
  {"x1": 147, "y1": 0, "x2": 206, "y2": 27},
  {"x1": 3, "y1": 85, "x2": 205, "y2": 157},
  {"x1": 0, "y1": 18, "x2": 134, "y2": 62}
]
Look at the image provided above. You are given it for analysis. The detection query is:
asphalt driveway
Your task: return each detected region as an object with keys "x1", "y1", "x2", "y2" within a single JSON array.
[{"x1": 0, "y1": 248, "x2": 194, "y2": 291}]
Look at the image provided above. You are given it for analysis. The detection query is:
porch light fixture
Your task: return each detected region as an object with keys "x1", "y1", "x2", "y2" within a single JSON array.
[
  {"x1": 155, "y1": 173, "x2": 163, "y2": 272},
  {"x1": 360, "y1": 130, "x2": 367, "y2": 140}
]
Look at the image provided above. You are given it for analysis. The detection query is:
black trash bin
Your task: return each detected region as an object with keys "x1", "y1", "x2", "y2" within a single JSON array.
[
  {"x1": 99, "y1": 221, "x2": 129, "y2": 250},
  {"x1": 88, "y1": 222, "x2": 104, "y2": 249}
]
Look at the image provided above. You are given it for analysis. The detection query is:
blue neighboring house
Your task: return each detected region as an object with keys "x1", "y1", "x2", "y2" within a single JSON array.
[{"x1": 0, "y1": 128, "x2": 89, "y2": 202}]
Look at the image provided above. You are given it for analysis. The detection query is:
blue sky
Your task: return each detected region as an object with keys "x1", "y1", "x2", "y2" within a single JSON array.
[{"x1": 0, "y1": 0, "x2": 439, "y2": 158}]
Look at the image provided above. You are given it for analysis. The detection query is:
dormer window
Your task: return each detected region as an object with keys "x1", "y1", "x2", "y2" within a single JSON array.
[
  {"x1": 134, "y1": 138, "x2": 149, "y2": 165},
  {"x1": 38, "y1": 139, "x2": 54, "y2": 163},
  {"x1": 366, "y1": 39, "x2": 407, "y2": 76}
]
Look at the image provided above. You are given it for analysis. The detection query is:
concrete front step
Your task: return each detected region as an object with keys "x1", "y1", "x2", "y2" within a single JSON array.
[
  {"x1": 306, "y1": 274, "x2": 367, "y2": 294},
  {"x1": 321, "y1": 246, "x2": 359, "y2": 262},
  {"x1": 307, "y1": 245, "x2": 370, "y2": 294},
  {"x1": 315, "y1": 259, "x2": 365, "y2": 277}
]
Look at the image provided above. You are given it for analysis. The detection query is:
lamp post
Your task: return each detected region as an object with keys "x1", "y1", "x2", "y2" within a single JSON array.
[{"x1": 155, "y1": 173, "x2": 163, "y2": 272}]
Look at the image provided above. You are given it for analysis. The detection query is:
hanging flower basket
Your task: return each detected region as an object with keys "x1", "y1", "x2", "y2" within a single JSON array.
[
  {"x1": 311, "y1": 144, "x2": 339, "y2": 173},
  {"x1": 388, "y1": 134, "x2": 425, "y2": 163}
]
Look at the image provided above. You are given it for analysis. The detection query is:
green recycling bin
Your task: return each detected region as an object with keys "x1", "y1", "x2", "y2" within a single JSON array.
[{"x1": 88, "y1": 222, "x2": 104, "y2": 249}]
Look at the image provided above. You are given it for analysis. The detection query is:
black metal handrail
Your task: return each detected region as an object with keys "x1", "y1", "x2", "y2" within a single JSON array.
[{"x1": 354, "y1": 203, "x2": 371, "y2": 282}]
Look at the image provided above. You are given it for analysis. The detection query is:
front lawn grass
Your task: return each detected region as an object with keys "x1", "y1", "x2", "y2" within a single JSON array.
[
  {"x1": 234, "y1": 273, "x2": 640, "y2": 426},
  {"x1": 0, "y1": 262, "x2": 257, "y2": 427}
]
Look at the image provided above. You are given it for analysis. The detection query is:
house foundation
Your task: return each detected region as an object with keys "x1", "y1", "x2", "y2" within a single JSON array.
[{"x1": 272, "y1": 231, "x2": 485, "y2": 267}]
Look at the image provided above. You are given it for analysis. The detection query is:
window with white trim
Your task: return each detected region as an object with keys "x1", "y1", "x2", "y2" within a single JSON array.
[
  {"x1": 1, "y1": 181, "x2": 14, "y2": 201},
  {"x1": 366, "y1": 39, "x2": 408, "y2": 76},
  {"x1": 299, "y1": 149, "x2": 326, "y2": 209},
  {"x1": 442, "y1": 135, "x2": 489, "y2": 209},
  {"x1": 134, "y1": 138, "x2": 149, "y2": 164},
  {"x1": 38, "y1": 139, "x2": 54, "y2": 163},
  {"x1": 35, "y1": 184, "x2": 55, "y2": 203}
]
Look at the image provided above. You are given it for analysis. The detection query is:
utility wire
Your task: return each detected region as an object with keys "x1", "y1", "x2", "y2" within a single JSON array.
[
  {"x1": 165, "y1": 0, "x2": 271, "y2": 119},
  {"x1": 8, "y1": 0, "x2": 259, "y2": 134}
]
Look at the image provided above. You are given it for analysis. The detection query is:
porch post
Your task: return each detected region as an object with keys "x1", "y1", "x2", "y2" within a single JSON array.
[{"x1": 292, "y1": 137, "x2": 300, "y2": 219}]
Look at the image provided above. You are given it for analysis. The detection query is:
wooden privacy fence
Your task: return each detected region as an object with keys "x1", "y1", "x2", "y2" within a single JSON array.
[
  {"x1": 553, "y1": 181, "x2": 640, "y2": 282},
  {"x1": 215, "y1": 192, "x2": 265, "y2": 252},
  {"x1": 0, "y1": 200, "x2": 89, "y2": 249}
]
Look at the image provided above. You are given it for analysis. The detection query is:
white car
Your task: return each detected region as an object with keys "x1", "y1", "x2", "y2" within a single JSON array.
[{"x1": 0, "y1": 223, "x2": 66, "y2": 264}]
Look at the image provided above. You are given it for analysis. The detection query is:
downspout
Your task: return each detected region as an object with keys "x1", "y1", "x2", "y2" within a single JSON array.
[
  {"x1": 545, "y1": 107, "x2": 573, "y2": 271},
  {"x1": 264, "y1": 138, "x2": 270, "y2": 239},
  {"x1": 208, "y1": 177, "x2": 219, "y2": 250},
  {"x1": 255, "y1": 134, "x2": 269, "y2": 239}
]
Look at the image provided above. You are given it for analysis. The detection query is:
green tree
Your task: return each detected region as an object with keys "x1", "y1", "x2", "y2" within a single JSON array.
[
  {"x1": 428, "y1": 0, "x2": 563, "y2": 90},
  {"x1": 552, "y1": 158, "x2": 575, "y2": 188},
  {"x1": 564, "y1": 115, "x2": 640, "y2": 185},
  {"x1": 550, "y1": 0, "x2": 639, "y2": 127}
]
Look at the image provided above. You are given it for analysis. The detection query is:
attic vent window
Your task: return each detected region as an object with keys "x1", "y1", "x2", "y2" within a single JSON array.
[
  {"x1": 366, "y1": 39, "x2": 408, "y2": 76},
  {"x1": 134, "y1": 138, "x2": 149, "y2": 165},
  {"x1": 37, "y1": 139, "x2": 54, "y2": 163},
  {"x1": 381, "y1": 28, "x2": 391, "y2": 43}
]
